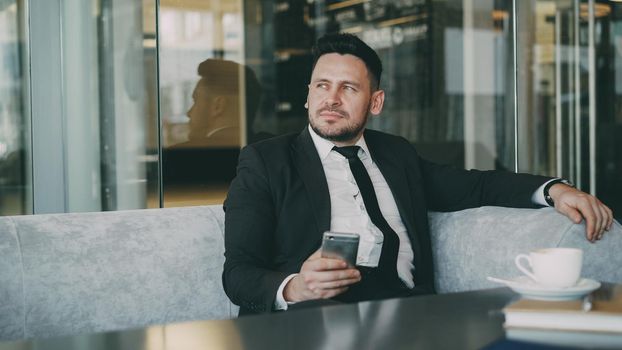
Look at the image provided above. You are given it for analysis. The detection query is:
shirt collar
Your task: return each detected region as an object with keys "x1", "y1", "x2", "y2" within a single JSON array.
[{"x1": 307, "y1": 124, "x2": 371, "y2": 160}]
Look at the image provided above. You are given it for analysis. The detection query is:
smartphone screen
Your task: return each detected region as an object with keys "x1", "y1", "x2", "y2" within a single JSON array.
[{"x1": 321, "y1": 231, "x2": 360, "y2": 267}]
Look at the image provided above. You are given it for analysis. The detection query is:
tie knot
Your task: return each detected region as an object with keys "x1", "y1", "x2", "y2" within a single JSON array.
[{"x1": 333, "y1": 146, "x2": 361, "y2": 160}]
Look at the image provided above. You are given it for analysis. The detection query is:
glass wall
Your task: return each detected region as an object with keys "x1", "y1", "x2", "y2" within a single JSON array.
[
  {"x1": 159, "y1": 0, "x2": 620, "y2": 217},
  {"x1": 158, "y1": 0, "x2": 518, "y2": 207},
  {"x1": 58, "y1": 0, "x2": 158, "y2": 212},
  {"x1": 0, "y1": 0, "x2": 30, "y2": 216},
  {"x1": 15, "y1": 0, "x2": 159, "y2": 214},
  {"x1": 519, "y1": 0, "x2": 622, "y2": 217},
  {"x1": 159, "y1": 0, "x2": 246, "y2": 207},
  {"x1": 247, "y1": 0, "x2": 516, "y2": 170},
  {"x1": 0, "y1": 0, "x2": 619, "y2": 219}
]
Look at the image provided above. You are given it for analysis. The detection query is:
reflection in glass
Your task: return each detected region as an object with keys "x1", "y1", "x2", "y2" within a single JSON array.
[
  {"x1": 3, "y1": 0, "x2": 616, "y2": 217},
  {"x1": 245, "y1": 0, "x2": 515, "y2": 171},
  {"x1": 0, "y1": 0, "x2": 30, "y2": 215},
  {"x1": 159, "y1": 1, "x2": 253, "y2": 207},
  {"x1": 162, "y1": 58, "x2": 262, "y2": 207},
  {"x1": 172, "y1": 60, "x2": 248, "y2": 148}
]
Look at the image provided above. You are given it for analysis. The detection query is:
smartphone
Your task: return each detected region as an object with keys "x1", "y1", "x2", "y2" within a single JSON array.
[{"x1": 321, "y1": 231, "x2": 360, "y2": 267}]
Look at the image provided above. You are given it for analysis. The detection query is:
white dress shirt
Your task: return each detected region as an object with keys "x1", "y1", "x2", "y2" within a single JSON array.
[
  {"x1": 308, "y1": 126, "x2": 415, "y2": 283},
  {"x1": 275, "y1": 126, "x2": 553, "y2": 310}
]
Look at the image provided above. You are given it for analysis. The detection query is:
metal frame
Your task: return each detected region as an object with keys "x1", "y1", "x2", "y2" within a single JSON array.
[
  {"x1": 28, "y1": 0, "x2": 67, "y2": 213},
  {"x1": 588, "y1": 0, "x2": 596, "y2": 194}
]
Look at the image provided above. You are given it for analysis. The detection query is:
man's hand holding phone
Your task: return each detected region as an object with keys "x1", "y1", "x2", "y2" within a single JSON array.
[{"x1": 283, "y1": 232, "x2": 361, "y2": 303}]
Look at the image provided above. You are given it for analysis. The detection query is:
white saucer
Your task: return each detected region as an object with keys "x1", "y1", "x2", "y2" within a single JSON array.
[{"x1": 502, "y1": 276, "x2": 601, "y2": 301}]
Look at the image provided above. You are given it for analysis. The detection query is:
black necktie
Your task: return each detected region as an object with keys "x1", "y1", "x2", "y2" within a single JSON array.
[{"x1": 333, "y1": 146, "x2": 400, "y2": 280}]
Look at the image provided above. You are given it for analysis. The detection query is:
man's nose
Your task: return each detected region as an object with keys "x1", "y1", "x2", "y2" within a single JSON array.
[{"x1": 324, "y1": 89, "x2": 342, "y2": 107}]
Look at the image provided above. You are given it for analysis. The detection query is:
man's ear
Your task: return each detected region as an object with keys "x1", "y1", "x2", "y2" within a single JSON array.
[
  {"x1": 305, "y1": 84, "x2": 311, "y2": 109},
  {"x1": 210, "y1": 96, "x2": 226, "y2": 116},
  {"x1": 369, "y1": 90, "x2": 385, "y2": 115}
]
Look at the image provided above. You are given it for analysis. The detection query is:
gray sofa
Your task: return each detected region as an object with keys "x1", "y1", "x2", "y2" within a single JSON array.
[{"x1": 0, "y1": 205, "x2": 620, "y2": 341}]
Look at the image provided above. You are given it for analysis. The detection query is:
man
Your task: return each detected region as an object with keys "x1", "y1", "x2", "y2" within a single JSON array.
[
  {"x1": 223, "y1": 33, "x2": 613, "y2": 315},
  {"x1": 164, "y1": 59, "x2": 264, "y2": 186},
  {"x1": 171, "y1": 59, "x2": 262, "y2": 149}
]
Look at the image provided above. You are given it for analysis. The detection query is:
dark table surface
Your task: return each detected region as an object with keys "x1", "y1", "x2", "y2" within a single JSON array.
[{"x1": 0, "y1": 288, "x2": 518, "y2": 350}]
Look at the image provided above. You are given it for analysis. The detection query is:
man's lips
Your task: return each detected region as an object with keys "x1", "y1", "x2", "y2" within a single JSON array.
[{"x1": 318, "y1": 109, "x2": 347, "y2": 119}]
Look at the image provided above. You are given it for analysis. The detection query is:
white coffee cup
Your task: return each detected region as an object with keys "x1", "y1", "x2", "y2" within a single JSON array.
[{"x1": 514, "y1": 248, "x2": 583, "y2": 288}]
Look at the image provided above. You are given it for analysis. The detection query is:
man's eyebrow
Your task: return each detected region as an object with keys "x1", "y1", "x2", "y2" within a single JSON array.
[
  {"x1": 310, "y1": 78, "x2": 329, "y2": 84},
  {"x1": 311, "y1": 78, "x2": 362, "y2": 87}
]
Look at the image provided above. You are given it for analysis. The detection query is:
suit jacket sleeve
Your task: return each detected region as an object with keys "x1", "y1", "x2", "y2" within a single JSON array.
[
  {"x1": 417, "y1": 154, "x2": 552, "y2": 211},
  {"x1": 222, "y1": 145, "x2": 290, "y2": 313}
]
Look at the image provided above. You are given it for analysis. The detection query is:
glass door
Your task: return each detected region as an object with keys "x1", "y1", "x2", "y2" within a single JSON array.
[{"x1": 520, "y1": 0, "x2": 621, "y2": 219}]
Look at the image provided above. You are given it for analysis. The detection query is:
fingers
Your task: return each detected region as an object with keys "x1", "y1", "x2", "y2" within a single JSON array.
[
  {"x1": 559, "y1": 205, "x2": 583, "y2": 225},
  {"x1": 577, "y1": 199, "x2": 598, "y2": 242},
  {"x1": 295, "y1": 268, "x2": 361, "y2": 300},
  {"x1": 582, "y1": 197, "x2": 612, "y2": 241},
  {"x1": 596, "y1": 200, "x2": 613, "y2": 239},
  {"x1": 313, "y1": 277, "x2": 361, "y2": 290},
  {"x1": 302, "y1": 286, "x2": 349, "y2": 300},
  {"x1": 303, "y1": 268, "x2": 360, "y2": 284},
  {"x1": 299, "y1": 264, "x2": 360, "y2": 291},
  {"x1": 555, "y1": 189, "x2": 614, "y2": 242},
  {"x1": 288, "y1": 253, "x2": 363, "y2": 302},
  {"x1": 303, "y1": 257, "x2": 349, "y2": 272},
  {"x1": 588, "y1": 200, "x2": 603, "y2": 240},
  {"x1": 305, "y1": 274, "x2": 360, "y2": 299}
]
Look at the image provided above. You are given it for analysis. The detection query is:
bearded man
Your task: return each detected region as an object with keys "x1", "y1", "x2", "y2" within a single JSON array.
[{"x1": 222, "y1": 33, "x2": 613, "y2": 316}]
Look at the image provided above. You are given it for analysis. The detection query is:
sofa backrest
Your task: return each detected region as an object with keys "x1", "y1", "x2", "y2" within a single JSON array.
[
  {"x1": 0, "y1": 206, "x2": 237, "y2": 341},
  {"x1": 429, "y1": 206, "x2": 622, "y2": 293},
  {"x1": 1, "y1": 205, "x2": 620, "y2": 341}
]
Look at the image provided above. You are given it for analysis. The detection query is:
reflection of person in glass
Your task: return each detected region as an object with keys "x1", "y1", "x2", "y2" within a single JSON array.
[{"x1": 177, "y1": 59, "x2": 261, "y2": 148}]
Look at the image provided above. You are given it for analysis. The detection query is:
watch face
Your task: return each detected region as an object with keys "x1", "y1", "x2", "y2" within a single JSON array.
[{"x1": 545, "y1": 193, "x2": 555, "y2": 206}]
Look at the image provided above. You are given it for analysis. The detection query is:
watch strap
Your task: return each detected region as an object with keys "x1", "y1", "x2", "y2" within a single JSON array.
[{"x1": 544, "y1": 179, "x2": 574, "y2": 206}]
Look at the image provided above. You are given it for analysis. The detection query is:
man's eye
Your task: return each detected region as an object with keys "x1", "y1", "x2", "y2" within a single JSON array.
[
  {"x1": 317, "y1": 83, "x2": 328, "y2": 89},
  {"x1": 344, "y1": 86, "x2": 355, "y2": 91}
]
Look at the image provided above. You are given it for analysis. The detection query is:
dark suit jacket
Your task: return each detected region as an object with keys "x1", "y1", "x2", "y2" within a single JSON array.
[{"x1": 223, "y1": 128, "x2": 551, "y2": 314}]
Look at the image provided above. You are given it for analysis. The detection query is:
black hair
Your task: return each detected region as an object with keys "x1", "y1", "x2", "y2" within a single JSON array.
[
  {"x1": 311, "y1": 33, "x2": 382, "y2": 90},
  {"x1": 196, "y1": 58, "x2": 262, "y2": 119}
]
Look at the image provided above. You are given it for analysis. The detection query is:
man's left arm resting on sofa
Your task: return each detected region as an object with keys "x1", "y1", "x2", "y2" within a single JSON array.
[{"x1": 546, "y1": 182, "x2": 613, "y2": 242}]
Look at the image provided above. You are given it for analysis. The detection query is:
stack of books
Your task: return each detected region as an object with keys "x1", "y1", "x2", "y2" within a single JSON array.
[{"x1": 503, "y1": 284, "x2": 622, "y2": 348}]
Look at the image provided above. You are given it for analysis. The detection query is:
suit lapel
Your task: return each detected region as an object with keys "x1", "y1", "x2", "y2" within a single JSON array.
[
  {"x1": 364, "y1": 130, "x2": 417, "y2": 241},
  {"x1": 290, "y1": 128, "x2": 420, "y2": 261},
  {"x1": 291, "y1": 128, "x2": 331, "y2": 234}
]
